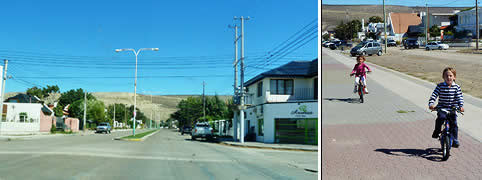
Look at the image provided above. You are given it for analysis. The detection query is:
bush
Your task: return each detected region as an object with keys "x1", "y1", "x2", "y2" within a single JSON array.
[{"x1": 50, "y1": 124, "x2": 56, "y2": 134}]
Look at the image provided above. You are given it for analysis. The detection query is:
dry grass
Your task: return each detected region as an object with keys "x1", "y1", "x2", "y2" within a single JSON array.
[{"x1": 4, "y1": 92, "x2": 232, "y2": 122}]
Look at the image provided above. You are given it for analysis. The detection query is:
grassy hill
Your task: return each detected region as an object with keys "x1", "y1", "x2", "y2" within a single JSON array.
[
  {"x1": 4, "y1": 92, "x2": 232, "y2": 122},
  {"x1": 321, "y1": 4, "x2": 471, "y2": 31}
]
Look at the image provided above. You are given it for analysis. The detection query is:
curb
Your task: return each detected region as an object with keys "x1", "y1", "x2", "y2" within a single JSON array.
[
  {"x1": 218, "y1": 142, "x2": 318, "y2": 152},
  {"x1": 113, "y1": 130, "x2": 159, "y2": 141}
]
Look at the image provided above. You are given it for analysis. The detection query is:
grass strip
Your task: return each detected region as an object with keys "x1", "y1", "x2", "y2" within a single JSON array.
[{"x1": 121, "y1": 130, "x2": 158, "y2": 139}]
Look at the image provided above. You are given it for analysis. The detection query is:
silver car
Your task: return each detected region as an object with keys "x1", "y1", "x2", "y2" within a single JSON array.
[{"x1": 350, "y1": 41, "x2": 383, "y2": 56}]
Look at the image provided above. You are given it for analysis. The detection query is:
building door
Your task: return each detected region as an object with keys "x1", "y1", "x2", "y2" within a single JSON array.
[{"x1": 275, "y1": 118, "x2": 317, "y2": 145}]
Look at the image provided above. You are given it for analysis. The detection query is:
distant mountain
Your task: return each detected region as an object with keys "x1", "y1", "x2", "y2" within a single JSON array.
[
  {"x1": 322, "y1": 4, "x2": 470, "y2": 31},
  {"x1": 4, "y1": 92, "x2": 232, "y2": 122}
]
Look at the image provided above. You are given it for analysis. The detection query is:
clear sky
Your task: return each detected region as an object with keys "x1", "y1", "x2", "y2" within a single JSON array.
[
  {"x1": 0, "y1": 0, "x2": 318, "y2": 95},
  {"x1": 322, "y1": 0, "x2": 475, "y2": 7}
]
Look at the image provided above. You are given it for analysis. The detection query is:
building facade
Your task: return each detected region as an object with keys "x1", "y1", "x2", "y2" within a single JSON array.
[
  {"x1": 233, "y1": 59, "x2": 318, "y2": 144},
  {"x1": 456, "y1": 8, "x2": 482, "y2": 37}
]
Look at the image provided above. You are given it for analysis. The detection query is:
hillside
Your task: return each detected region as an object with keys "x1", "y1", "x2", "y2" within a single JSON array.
[
  {"x1": 321, "y1": 4, "x2": 471, "y2": 31},
  {"x1": 4, "y1": 92, "x2": 232, "y2": 122}
]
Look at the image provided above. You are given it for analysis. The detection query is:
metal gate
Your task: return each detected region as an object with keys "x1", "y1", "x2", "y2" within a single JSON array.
[{"x1": 275, "y1": 118, "x2": 317, "y2": 145}]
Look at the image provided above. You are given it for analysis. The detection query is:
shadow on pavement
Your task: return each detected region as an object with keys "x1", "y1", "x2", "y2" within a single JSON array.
[
  {"x1": 374, "y1": 148, "x2": 444, "y2": 162},
  {"x1": 323, "y1": 98, "x2": 361, "y2": 104}
]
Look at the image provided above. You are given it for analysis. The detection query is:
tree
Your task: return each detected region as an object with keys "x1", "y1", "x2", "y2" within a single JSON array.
[
  {"x1": 26, "y1": 85, "x2": 60, "y2": 99},
  {"x1": 170, "y1": 96, "x2": 234, "y2": 128},
  {"x1": 58, "y1": 88, "x2": 95, "y2": 107},
  {"x1": 429, "y1": 25, "x2": 441, "y2": 37},
  {"x1": 368, "y1": 16, "x2": 383, "y2": 23},
  {"x1": 334, "y1": 20, "x2": 362, "y2": 40}
]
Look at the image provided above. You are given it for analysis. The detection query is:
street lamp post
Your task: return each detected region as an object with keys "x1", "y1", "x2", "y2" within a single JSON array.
[{"x1": 115, "y1": 48, "x2": 159, "y2": 136}]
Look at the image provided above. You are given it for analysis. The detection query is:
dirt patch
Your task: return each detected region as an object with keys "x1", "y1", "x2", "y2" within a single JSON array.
[{"x1": 361, "y1": 47, "x2": 482, "y2": 98}]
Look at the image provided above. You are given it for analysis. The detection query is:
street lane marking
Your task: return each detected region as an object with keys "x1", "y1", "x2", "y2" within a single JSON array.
[{"x1": 0, "y1": 151, "x2": 233, "y2": 163}]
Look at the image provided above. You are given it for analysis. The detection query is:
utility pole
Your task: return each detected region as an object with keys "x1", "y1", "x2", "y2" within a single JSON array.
[
  {"x1": 0, "y1": 59, "x2": 8, "y2": 134},
  {"x1": 477, "y1": 0, "x2": 479, "y2": 50},
  {"x1": 113, "y1": 102, "x2": 116, "y2": 128},
  {"x1": 83, "y1": 91, "x2": 87, "y2": 132},
  {"x1": 229, "y1": 24, "x2": 239, "y2": 142},
  {"x1": 124, "y1": 104, "x2": 127, "y2": 128},
  {"x1": 202, "y1": 81, "x2": 206, "y2": 122},
  {"x1": 235, "y1": 16, "x2": 249, "y2": 143},
  {"x1": 150, "y1": 94, "x2": 153, "y2": 129},
  {"x1": 426, "y1": 3, "x2": 428, "y2": 45},
  {"x1": 383, "y1": 0, "x2": 387, "y2": 53}
]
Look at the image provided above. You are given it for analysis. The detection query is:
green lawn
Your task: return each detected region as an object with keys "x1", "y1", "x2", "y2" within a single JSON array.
[{"x1": 121, "y1": 130, "x2": 158, "y2": 139}]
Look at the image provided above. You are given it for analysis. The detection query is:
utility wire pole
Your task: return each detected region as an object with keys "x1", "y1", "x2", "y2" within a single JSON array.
[
  {"x1": 0, "y1": 59, "x2": 8, "y2": 134},
  {"x1": 477, "y1": 0, "x2": 479, "y2": 50},
  {"x1": 234, "y1": 16, "x2": 249, "y2": 143},
  {"x1": 113, "y1": 102, "x2": 116, "y2": 128},
  {"x1": 383, "y1": 0, "x2": 387, "y2": 53},
  {"x1": 203, "y1": 81, "x2": 206, "y2": 122},
  {"x1": 229, "y1": 24, "x2": 239, "y2": 142},
  {"x1": 426, "y1": 3, "x2": 428, "y2": 45},
  {"x1": 83, "y1": 91, "x2": 87, "y2": 132}
]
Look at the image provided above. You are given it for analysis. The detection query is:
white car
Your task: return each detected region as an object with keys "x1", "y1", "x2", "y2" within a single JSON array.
[{"x1": 425, "y1": 41, "x2": 449, "y2": 50}]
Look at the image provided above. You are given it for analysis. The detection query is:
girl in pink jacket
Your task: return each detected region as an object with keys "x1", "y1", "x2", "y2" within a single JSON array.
[{"x1": 350, "y1": 56, "x2": 372, "y2": 93}]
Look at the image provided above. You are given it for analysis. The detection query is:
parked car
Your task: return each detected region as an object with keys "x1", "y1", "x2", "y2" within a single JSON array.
[
  {"x1": 387, "y1": 40, "x2": 397, "y2": 47},
  {"x1": 96, "y1": 122, "x2": 111, "y2": 134},
  {"x1": 181, "y1": 126, "x2": 192, "y2": 135},
  {"x1": 350, "y1": 41, "x2": 383, "y2": 56},
  {"x1": 404, "y1": 39, "x2": 420, "y2": 49},
  {"x1": 191, "y1": 122, "x2": 213, "y2": 141},
  {"x1": 425, "y1": 41, "x2": 449, "y2": 50}
]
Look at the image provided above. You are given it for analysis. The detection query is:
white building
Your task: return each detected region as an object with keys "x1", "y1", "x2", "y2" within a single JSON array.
[
  {"x1": 456, "y1": 8, "x2": 482, "y2": 37},
  {"x1": 233, "y1": 59, "x2": 318, "y2": 144},
  {"x1": 0, "y1": 103, "x2": 42, "y2": 134}
]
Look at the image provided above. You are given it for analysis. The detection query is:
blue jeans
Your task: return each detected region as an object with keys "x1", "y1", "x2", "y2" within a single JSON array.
[{"x1": 435, "y1": 110, "x2": 458, "y2": 142}]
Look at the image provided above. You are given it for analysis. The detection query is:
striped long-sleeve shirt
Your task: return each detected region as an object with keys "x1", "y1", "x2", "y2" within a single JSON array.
[{"x1": 428, "y1": 82, "x2": 464, "y2": 109}]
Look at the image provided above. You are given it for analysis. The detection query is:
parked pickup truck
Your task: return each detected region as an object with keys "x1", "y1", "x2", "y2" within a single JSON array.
[{"x1": 191, "y1": 122, "x2": 213, "y2": 141}]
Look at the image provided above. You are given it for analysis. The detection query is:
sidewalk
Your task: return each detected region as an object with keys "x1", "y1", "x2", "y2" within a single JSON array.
[
  {"x1": 216, "y1": 137, "x2": 317, "y2": 152},
  {"x1": 323, "y1": 48, "x2": 482, "y2": 142}
]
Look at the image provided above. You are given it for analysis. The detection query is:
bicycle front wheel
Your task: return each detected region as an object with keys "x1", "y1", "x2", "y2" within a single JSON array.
[
  {"x1": 359, "y1": 85, "x2": 364, "y2": 103},
  {"x1": 441, "y1": 135, "x2": 451, "y2": 161}
]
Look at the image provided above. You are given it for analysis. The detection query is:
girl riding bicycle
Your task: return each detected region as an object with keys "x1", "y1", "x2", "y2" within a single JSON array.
[
  {"x1": 350, "y1": 56, "x2": 372, "y2": 94},
  {"x1": 428, "y1": 67, "x2": 464, "y2": 147}
]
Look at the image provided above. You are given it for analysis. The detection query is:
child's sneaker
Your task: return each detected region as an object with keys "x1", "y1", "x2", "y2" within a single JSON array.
[
  {"x1": 452, "y1": 140, "x2": 460, "y2": 148},
  {"x1": 364, "y1": 87, "x2": 369, "y2": 94},
  {"x1": 353, "y1": 85, "x2": 358, "y2": 93}
]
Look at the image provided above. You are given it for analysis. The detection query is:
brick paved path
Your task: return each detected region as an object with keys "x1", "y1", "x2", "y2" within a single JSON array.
[{"x1": 322, "y1": 49, "x2": 482, "y2": 180}]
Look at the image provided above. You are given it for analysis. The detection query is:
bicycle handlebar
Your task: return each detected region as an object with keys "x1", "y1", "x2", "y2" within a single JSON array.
[{"x1": 431, "y1": 106, "x2": 464, "y2": 115}]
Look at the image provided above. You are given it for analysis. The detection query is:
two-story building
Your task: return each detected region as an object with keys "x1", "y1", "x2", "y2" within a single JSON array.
[
  {"x1": 235, "y1": 58, "x2": 318, "y2": 145},
  {"x1": 456, "y1": 8, "x2": 482, "y2": 38}
]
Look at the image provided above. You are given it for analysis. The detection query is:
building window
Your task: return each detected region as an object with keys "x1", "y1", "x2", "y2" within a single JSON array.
[
  {"x1": 258, "y1": 118, "x2": 264, "y2": 136},
  {"x1": 19, "y1": 112, "x2": 28, "y2": 123},
  {"x1": 257, "y1": 82, "x2": 263, "y2": 97},
  {"x1": 270, "y1": 79, "x2": 294, "y2": 95}
]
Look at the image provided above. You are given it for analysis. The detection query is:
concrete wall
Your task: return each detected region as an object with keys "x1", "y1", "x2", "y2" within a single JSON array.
[
  {"x1": 40, "y1": 111, "x2": 55, "y2": 132},
  {"x1": 64, "y1": 118, "x2": 79, "y2": 132}
]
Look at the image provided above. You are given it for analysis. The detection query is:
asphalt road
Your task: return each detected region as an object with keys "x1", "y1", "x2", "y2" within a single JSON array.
[{"x1": 0, "y1": 129, "x2": 317, "y2": 180}]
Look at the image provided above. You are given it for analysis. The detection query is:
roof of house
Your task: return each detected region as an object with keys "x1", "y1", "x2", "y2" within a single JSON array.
[
  {"x1": 5, "y1": 94, "x2": 42, "y2": 103},
  {"x1": 390, "y1": 13, "x2": 422, "y2": 34},
  {"x1": 244, "y1": 58, "x2": 318, "y2": 87}
]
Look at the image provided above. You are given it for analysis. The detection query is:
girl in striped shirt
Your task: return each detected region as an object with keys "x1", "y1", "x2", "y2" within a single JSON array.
[{"x1": 428, "y1": 67, "x2": 464, "y2": 147}]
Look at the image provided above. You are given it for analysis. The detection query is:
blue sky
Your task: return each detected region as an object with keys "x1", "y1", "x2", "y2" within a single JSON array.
[
  {"x1": 322, "y1": 0, "x2": 475, "y2": 7},
  {"x1": 0, "y1": 0, "x2": 318, "y2": 95}
]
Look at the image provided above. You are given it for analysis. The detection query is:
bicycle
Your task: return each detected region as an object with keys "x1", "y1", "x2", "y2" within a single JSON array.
[
  {"x1": 432, "y1": 106, "x2": 463, "y2": 161},
  {"x1": 351, "y1": 72, "x2": 370, "y2": 103}
]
